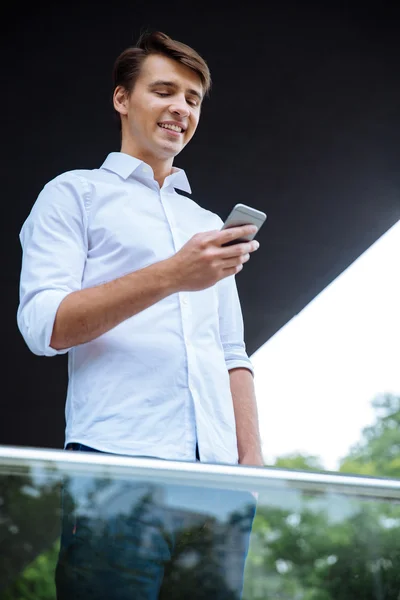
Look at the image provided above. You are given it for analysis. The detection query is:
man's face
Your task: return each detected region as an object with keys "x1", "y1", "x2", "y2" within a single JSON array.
[{"x1": 116, "y1": 54, "x2": 203, "y2": 162}]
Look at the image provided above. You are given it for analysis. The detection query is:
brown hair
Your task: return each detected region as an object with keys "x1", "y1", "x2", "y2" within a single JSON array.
[{"x1": 112, "y1": 31, "x2": 211, "y2": 122}]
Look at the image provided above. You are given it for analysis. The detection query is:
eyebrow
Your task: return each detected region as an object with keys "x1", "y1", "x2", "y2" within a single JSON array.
[{"x1": 148, "y1": 80, "x2": 203, "y2": 102}]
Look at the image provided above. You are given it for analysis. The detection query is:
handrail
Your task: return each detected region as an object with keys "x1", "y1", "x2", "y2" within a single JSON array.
[{"x1": 1, "y1": 444, "x2": 400, "y2": 501}]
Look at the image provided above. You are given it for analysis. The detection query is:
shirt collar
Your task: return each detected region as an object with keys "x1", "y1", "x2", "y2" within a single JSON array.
[{"x1": 100, "y1": 152, "x2": 192, "y2": 194}]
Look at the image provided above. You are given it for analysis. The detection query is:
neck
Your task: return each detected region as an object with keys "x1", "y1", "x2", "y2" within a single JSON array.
[{"x1": 120, "y1": 141, "x2": 174, "y2": 188}]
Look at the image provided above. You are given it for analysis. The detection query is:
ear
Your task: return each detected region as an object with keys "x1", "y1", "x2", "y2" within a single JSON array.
[{"x1": 113, "y1": 86, "x2": 129, "y2": 116}]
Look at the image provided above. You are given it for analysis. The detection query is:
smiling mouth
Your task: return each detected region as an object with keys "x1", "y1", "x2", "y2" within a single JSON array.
[{"x1": 158, "y1": 123, "x2": 185, "y2": 134}]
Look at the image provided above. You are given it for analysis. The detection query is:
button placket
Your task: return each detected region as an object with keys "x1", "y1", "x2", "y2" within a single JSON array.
[{"x1": 160, "y1": 191, "x2": 196, "y2": 444}]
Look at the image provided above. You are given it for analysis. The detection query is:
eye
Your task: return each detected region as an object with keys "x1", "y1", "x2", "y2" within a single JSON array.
[
  {"x1": 156, "y1": 92, "x2": 169, "y2": 97},
  {"x1": 187, "y1": 99, "x2": 199, "y2": 108}
]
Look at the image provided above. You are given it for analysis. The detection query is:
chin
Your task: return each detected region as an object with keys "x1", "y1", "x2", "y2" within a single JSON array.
[{"x1": 158, "y1": 143, "x2": 183, "y2": 159}]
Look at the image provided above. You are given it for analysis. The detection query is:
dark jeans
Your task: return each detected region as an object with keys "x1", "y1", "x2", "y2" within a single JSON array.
[{"x1": 55, "y1": 443, "x2": 256, "y2": 600}]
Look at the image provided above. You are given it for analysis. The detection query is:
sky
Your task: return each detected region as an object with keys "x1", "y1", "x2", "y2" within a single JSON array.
[{"x1": 251, "y1": 219, "x2": 400, "y2": 471}]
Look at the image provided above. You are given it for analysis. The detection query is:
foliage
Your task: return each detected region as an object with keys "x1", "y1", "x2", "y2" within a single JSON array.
[
  {"x1": 243, "y1": 392, "x2": 400, "y2": 599},
  {"x1": 244, "y1": 499, "x2": 400, "y2": 600},
  {"x1": 2, "y1": 542, "x2": 59, "y2": 600},
  {"x1": 339, "y1": 393, "x2": 400, "y2": 478},
  {"x1": 272, "y1": 453, "x2": 326, "y2": 472},
  {"x1": 0, "y1": 466, "x2": 61, "y2": 599}
]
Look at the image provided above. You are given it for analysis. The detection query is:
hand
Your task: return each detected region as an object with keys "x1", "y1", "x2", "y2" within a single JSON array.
[{"x1": 167, "y1": 225, "x2": 260, "y2": 292}]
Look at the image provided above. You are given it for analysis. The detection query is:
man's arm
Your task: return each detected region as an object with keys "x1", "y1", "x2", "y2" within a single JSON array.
[
  {"x1": 229, "y1": 367, "x2": 264, "y2": 467},
  {"x1": 50, "y1": 260, "x2": 175, "y2": 349},
  {"x1": 50, "y1": 226, "x2": 259, "y2": 350}
]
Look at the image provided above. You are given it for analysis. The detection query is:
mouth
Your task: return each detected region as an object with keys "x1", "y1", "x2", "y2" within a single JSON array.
[{"x1": 157, "y1": 122, "x2": 186, "y2": 136}]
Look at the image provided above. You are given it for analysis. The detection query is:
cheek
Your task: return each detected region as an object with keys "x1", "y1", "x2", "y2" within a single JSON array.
[
  {"x1": 134, "y1": 101, "x2": 160, "y2": 124},
  {"x1": 187, "y1": 116, "x2": 200, "y2": 139}
]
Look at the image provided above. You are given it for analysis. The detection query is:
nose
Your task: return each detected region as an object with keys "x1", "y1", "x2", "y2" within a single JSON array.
[{"x1": 169, "y1": 95, "x2": 190, "y2": 118}]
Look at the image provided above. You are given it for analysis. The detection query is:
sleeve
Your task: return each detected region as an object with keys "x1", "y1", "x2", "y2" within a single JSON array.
[
  {"x1": 208, "y1": 211, "x2": 254, "y2": 374},
  {"x1": 217, "y1": 269, "x2": 254, "y2": 376},
  {"x1": 17, "y1": 174, "x2": 89, "y2": 357}
]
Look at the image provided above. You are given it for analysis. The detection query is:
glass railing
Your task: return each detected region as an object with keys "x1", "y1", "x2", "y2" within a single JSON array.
[{"x1": 1, "y1": 445, "x2": 400, "y2": 600}]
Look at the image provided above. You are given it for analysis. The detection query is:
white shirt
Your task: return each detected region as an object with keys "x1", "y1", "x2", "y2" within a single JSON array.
[{"x1": 17, "y1": 152, "x2": 253, "y2": 464}]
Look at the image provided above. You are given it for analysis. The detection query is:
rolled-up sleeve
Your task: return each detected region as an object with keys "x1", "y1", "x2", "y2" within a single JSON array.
[
  {"x1": 217, "y1": 274, "x2": 254, "y2": 375},
  {"x1": 17, "y1": 174, "x2": 89, "y2": 356}
]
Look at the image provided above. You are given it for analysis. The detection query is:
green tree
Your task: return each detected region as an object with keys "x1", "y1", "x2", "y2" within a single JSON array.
[
  {"x1": 0, "y1": 467, "x2": 61, "y2": 598},
  {"x1": 244, "y1": 393, "x2": 400, "y2": 599},
  {"x1": 272, "y1": 453, "x2": 326, "y2": 472},
  {"x1": 339, "y1": 393, "x2": 400, "y2": 478},
  {"x1": 2, "y1": 542, "x2": 59, "y2": 600},
  {"x1": 245, "y1": 499, "x2": 400, "y2": 600}
]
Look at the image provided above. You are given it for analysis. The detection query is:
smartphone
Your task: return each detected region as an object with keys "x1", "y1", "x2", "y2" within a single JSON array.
[{"x1": 221, "y1": 203, "x2": 267, "y2": 244}]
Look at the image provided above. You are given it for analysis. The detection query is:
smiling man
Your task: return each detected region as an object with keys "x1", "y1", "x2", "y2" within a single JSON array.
[
  {"x1": 17, "y1": 31, "x2": 263, "y2": 599},
  {"x1": 115, "y1": 53, "x2": 202, "y2": 171}
]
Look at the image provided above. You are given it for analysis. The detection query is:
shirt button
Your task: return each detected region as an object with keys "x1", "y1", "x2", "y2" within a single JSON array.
[{"x1": 182, "y1": 297, "x2": 188, "y2": 306}]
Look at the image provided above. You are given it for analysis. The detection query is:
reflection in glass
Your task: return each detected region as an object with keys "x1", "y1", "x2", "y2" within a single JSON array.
[
  {"x1": 245, "y1": 488, "x2": 400, "y2": 599},
  {"x1": 1, "y1": 462, "x2": 255, "y2": 599},
  {"x1": 1, "y1": 456, "x2": 400, "y2": 599}
]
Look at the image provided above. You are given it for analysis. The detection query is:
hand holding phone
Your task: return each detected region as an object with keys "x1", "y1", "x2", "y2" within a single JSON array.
[
  {"x1": 221, "y1": 203, "x2": 267, "y2": 244},
  {"x1": 170, "y1": 211, "x2": 262, "y2": 291}
]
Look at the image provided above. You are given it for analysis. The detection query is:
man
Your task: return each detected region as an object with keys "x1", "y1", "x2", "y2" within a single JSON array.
[{"x1": 17, "y1": 30, "x2": 263, "y2": 599}]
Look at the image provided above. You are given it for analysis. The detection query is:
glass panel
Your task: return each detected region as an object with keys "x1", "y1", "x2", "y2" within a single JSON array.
[{"x1": 1, "y1": 448, "x2": 400, "y2": 600}]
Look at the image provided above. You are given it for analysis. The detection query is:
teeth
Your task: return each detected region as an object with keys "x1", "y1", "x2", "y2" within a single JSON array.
[{"x1": 159, "y1": 123, "x2": 183, "y2": 133}]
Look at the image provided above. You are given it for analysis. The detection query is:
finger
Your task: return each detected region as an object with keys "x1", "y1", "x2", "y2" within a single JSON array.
[
  {"x1": 222, "y1": 240, "x2": 259, "y2": 258},
  {"x1": 221, "y1": 264, "x2": 243, "y2": 277},
  {"x1": 218, "y1": 225, "x2": 258, "y2": 245},
  {"x1": 222, "y1": 254, "x2": 250, "y2": 270}
]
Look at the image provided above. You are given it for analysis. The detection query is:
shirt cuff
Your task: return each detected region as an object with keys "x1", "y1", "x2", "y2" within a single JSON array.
[
  {"x1": 18, "y1": 289, "x2": 72, "y2": 357},
  {"x1": 226, "y1": 358, "x2": 254, "y2": 376}
]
